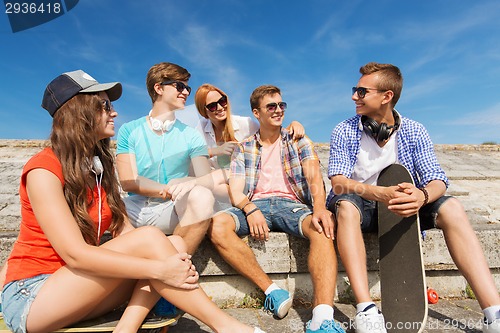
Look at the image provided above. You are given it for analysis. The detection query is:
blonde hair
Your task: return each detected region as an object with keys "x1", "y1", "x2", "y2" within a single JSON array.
[
  {"x1": 360, "y1": 62, "x2": 403, "y2": 107},
  {"x1": 195, "y1": 84, "x2": 236, "y2": 143}
]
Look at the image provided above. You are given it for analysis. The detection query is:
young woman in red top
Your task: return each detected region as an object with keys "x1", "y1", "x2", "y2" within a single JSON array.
[{"x1": 0, "y1": 70, "x2": 264, "y2": 333}]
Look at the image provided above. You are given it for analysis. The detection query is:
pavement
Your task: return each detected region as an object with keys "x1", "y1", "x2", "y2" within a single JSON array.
[{"x1": 168, "y1": 299, "x2": 487, "y2": 333}]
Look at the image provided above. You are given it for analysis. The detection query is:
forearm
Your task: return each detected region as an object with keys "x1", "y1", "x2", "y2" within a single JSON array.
[
  {"x1": 420, "y1": 180, "x2": 447, "y2": 204},
  {"x1": 330, "y1": 174, "x2": 387, "y2": 202},
  {"x1": 121, "y1": 176, "x2": 167, "y2": 198},
  {"x1": 62, "y1": 243, "x2": 164, "y2": 281}
]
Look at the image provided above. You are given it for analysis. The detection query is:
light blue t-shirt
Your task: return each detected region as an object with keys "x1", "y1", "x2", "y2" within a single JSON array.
[{"x1": 116, "y1": 117, "x2": 208, "y2": 195}]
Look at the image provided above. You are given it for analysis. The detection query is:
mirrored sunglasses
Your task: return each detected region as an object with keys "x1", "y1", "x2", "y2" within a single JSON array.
[{"x1": 260, "y1": 101, "x2": 287, "y2": 113}]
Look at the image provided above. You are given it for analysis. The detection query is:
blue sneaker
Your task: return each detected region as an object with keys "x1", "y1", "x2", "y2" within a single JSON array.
[
  {"x1": 153, "y1": 297, "x2": 177, "y2": 317},
  {"x1": 263, "y1": 289, "x2": 292, "y2": 319},
  {"x1": 306, "y1": 319, "x2": 346, "y2": 333}
]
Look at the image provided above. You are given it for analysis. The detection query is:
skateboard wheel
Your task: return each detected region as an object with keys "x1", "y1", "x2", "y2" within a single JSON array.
[{"x1": 427, "y1": 288, "x2": 439, "y2": 304}]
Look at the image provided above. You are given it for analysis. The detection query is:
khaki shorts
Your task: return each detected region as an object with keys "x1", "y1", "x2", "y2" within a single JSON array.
[{"x1": 123, "y1": 195, "x2": 179, "y2": 234}]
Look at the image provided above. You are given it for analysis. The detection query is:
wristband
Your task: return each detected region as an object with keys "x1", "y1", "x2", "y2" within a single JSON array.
[
  {"x1": 245, "y1": 207, "x2": 260, "y2": 217},
  {"x1": 419, "y1": 188, "x2": 429, "y2": 206}
]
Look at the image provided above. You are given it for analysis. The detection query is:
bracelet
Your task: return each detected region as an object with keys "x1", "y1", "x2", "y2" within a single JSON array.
[
  {"x1": 245, "y1": 207, "x2": 260, "y2": 217},
  {"x1": 419, "y1": 187, "x2": 429, "y2": 206}
]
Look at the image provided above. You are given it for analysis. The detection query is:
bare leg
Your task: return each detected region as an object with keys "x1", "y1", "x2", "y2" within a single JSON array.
[
  {"x1": 26, "y1": 227, "x2": 256, "y2": 333},
  {"x1": 208, "y1": 213, "x2": 273, "y2": 292},
  {"x1": 335, "y1": 201, "x2": 372, "y2": 303},
  {"x1": 436, "y1": 198, "x2": 500, "y2": 309},
  {"x1": 174, "y1": 185, "x2": 214, "y2": 254},
  {"x1": 302, "y1": 216, "x2": 337, "y2": 307}
]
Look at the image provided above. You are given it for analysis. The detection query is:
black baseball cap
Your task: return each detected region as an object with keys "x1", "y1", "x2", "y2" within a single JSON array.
[{"x1": 41, "y1": 70, "x2": 122, "y2": 117}]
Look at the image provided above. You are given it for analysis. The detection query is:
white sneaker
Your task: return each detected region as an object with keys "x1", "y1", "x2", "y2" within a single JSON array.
[
  {"x1": 484, "y1": 318, "x2": 500, "y2": 333},
  {"x1": 354, "y1": 305, "x2": 387, "y2": 333}
]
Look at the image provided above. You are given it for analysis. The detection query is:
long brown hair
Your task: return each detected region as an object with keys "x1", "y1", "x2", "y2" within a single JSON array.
[
  {"x1": 50, "y1": 93, "x2": 125, "y2": 245},
  {"x1": 194, "y1": 84, "x2": 236, "y2": 143}
]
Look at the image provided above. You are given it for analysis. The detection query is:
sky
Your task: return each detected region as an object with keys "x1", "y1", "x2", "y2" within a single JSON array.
[{"x1": 1, "y1": 0, "x2": 500, "y2": 144}]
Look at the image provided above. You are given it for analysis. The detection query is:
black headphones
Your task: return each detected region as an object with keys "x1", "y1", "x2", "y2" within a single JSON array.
[{"x1": 361, "y1": 110, "x2": 401, "y2": 142}]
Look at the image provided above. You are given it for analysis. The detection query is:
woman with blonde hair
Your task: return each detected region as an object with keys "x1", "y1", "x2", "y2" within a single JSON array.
[{"x1": 195, "y1": 83, "x2": 304, "y2": 169}]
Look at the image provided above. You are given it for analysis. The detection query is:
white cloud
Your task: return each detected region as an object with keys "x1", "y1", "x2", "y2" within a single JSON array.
[{"x1": 450, "y1": 103, "x2": 500, "y2": 126}]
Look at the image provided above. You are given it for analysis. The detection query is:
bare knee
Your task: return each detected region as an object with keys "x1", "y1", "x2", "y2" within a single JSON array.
[
  {"x1": 167, "y1": 235, "x2": 187, "y2": 253},
  {"x1": 188, "y1": 185, "x2": 215, "y2": 207},
  {"x1": 335, "y1": 200, "x2": 361, "y2": 226},
  {"x1": 436, "y1": 197, "x2": 469, "y2": 229},
  {"x1": 208, "y1": 214, "x2": 236, "y2": 246}
]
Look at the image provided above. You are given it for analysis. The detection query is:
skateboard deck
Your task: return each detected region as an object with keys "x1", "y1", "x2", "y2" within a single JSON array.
[
  {"x1": 0, "y1": 309, "x2": 180, "y2": 333},
  {"x1": 377, "y1": 164, "x2": 428, "y2": 333}
]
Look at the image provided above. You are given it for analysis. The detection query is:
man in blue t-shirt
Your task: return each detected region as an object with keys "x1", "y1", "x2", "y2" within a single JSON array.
[{"x1": 116, "y1": 62, "x2": 214, "y2": 255}]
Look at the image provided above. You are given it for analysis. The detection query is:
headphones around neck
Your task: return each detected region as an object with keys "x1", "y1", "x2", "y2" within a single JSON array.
[
  {"x1": 361, "y1": 110, "x2": 401, "y2": 142},
  {"x1": 149, "y1": 111, "x2": 175, "y2": 132}
]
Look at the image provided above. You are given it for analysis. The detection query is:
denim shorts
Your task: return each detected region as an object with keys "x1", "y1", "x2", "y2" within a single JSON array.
[
  {"x1": 224, "y1": 197, "x2": 312, "y2": 238},
  {"x1": 327, "y1": 193, "x2": 452, "y2": 233},
  {"x1": 1, "y1": 274, "x2": 50, "y2": 333}
]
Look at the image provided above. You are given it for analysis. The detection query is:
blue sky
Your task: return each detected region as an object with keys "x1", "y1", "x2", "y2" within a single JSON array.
[{"x1": 1, "y1": 0, "x2": 500, "y2": 144}]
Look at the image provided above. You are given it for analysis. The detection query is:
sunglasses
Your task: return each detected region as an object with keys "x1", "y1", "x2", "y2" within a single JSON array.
[
  {"x1": 352, "y1": 86, "x2": 387, "y2": 99},
  {"x1": 160, "y1": 80, "x2": 192, "y2": 95},
  {"x1": 205, "y1": 95, "x2": 228, "y2": 112},
  {"x1": 259, "y1": 102, "x2": 287, "y2": 113},
  {"x1": 101, "y1": 99, "x2": 113, "y2": 113}
]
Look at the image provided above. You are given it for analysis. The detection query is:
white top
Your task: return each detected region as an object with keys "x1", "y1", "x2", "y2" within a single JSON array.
[
  {"x1": 197, "y1": 115, "x2": 259, "y2": 168},
  {"x1": 352, "y1": 130, "x2": 398, "y2": 185},
  {"x1": 197, "y1": 115, "x2": 259, "y2": 147}
]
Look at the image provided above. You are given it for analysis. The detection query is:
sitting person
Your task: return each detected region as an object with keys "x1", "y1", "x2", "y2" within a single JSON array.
[
  {"x1": 194, "y1": 83, "x2": 305, "y2": 169},
  {"x1": 0, "y1": 69, "x2": 265, "y2": 333},
  {"x1": 327, "y1": 62, "x2": 500, "y2": 333},
  {"x1": 208, "y1": 85, "x2": 345, "y2": 333},
  {"x1": 116, "y1": 62, "x2": 215, "y2": 255}
]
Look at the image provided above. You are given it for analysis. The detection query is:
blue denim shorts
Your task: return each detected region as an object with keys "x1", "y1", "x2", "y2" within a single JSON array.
[
  {"x1": 1, "y1": 274, "x2": 50, "y2": 333},
  {"x1": 327, "y1": 193, "x2": 452, "y2": 233},
  {"x1": 224, "y1": 197, "x2": 312, "y2": 238}
]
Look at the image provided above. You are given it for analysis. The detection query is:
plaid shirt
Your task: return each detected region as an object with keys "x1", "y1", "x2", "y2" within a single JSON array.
[
  {"x1": 327, "y1": 113, "x2": 449, "y2": 204},
  {"x1": 230, "y1": 128, "x2": 319, "y2": 204}
]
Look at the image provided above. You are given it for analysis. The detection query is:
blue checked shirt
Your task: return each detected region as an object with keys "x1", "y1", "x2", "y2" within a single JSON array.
[
  {"x1": 327, "y1": 114, "x2": 449, "y2": 204},
  {"x1": 230, "y1": 128, "x2": 319, "y2": 205}
]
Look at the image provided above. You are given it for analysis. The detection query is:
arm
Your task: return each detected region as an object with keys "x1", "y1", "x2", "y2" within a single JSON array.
[
  {"x1": 285, "y1": 121, "x2": 305, "y2": 140},
  {"x1": 388, "y1": 179, "x2": 447, "y2": 217},
  {"x1": 303, "y1": 159, "x2": 335, "y2": 239},
  {"x1": 208, "y1": 142, "x2": 238, "y2": 158},
  {"x1": 116, "y1": 153, "x2": 168, "y2": 198},
  {"x1": 28, "y1": 169, "x2": 194, "y2": 288},
  {"x1": 228, "y1": 176, "x2": 270, "y2": 241}
]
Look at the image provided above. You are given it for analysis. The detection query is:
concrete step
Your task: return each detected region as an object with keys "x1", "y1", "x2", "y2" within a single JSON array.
[
  {"x1": 1, "y1": 141, "x2": 499, "y2": 307},
  {"x1": 2, "y1": 227, "x2": 497, "y2": 306}
]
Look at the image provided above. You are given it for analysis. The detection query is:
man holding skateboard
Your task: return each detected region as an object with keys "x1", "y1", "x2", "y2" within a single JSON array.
[{"x1": 327, "y1": 62, "x2": 500, "y2": 333}]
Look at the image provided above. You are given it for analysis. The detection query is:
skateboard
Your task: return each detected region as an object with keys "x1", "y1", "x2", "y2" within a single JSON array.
[
  {"x1": 0, "y1": 308, "x2": 180, "y2": 333},
  {"x1": 377, "y1": 164, "x2": 428, "y2": 332}
]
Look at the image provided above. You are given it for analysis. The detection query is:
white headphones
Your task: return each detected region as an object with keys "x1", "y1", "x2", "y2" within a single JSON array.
[
  {"x1": 90, "y1": 156, "x2": 103, "y2": 243},
  {"x1": 149, "y1": 111, "x2": 175, "y2": 132}
]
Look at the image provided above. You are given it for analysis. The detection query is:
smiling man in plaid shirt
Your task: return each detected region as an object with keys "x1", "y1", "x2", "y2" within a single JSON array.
[{"x1": 208, "y1": 85, "x2": 345, "y2": 333}]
